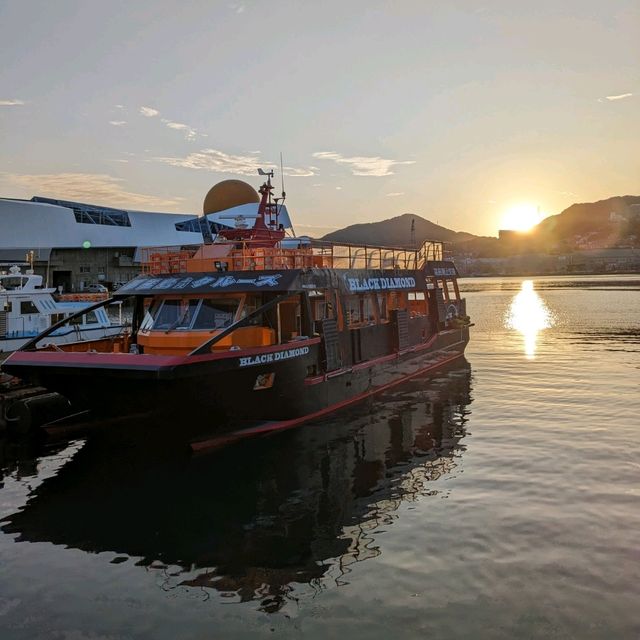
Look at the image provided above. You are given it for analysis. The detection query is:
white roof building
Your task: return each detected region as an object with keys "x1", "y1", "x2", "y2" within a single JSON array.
[{"x1": 0, "y1": 197, "x2": 205, "y2": 252}]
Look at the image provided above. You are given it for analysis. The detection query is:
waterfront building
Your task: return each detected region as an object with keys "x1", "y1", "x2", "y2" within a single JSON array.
[
  {"x1": 0, "y1": 196, "x2": 206, "y2": 291},
  {"x1": 0, "y1": 183, "x2": 290, "y2": 292}
]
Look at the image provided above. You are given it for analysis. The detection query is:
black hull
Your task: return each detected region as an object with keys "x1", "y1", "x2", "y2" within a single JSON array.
[{"x1": 4, "y1": 328, "x2": 469, "y2": 435}]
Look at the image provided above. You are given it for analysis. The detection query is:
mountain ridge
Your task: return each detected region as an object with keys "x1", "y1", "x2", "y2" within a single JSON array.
[
  {"x1": 321, "y1": 213, "x2": 485, "y2": 247},
  {"x1": 320, "y1": 195, "x2": 640, "y2": 254}
]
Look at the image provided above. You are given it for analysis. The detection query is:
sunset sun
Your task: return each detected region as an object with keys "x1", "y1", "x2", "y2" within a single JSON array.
[{"x1": 500, "y1": 203, "x2": 546, "y2": 232}]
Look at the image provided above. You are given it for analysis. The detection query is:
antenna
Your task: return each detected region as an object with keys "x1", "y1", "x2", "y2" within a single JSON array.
[
  {"x1": 280, "y1": 152, "x2": 286, "y2": 199},
  {"x1": 277, "y1": 152, "x2": 295, "y2": 237}
]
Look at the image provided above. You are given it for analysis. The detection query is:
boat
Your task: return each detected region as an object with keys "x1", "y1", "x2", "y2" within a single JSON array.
[
  {"x1": 2, "y1": 171, "x2": 471, "y2": 438},
  {"x1": 0, "y1": 265, "x2": 126, "y2": 356}
]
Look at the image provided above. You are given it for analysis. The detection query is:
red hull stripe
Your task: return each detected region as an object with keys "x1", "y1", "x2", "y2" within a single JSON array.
[{"x1": 191, "y1": 347, "x2": 464, "y2": 453}]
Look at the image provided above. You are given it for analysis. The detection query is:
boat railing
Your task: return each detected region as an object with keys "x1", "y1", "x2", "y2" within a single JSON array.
[
  {"x1": 140, "y1": 239, "x2": 444, "y2": 275},
  {"x1": 140, "y1": 246, "x2": 200, "y2": 274},
  {"x1": 310, "y1": 240, "x2": 443, "y2": 270}
]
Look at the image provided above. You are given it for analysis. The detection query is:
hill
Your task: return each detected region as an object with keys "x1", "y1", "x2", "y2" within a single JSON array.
[
  {"x1": 534, "y1": 195, "x2": 640, "y2": 246},
  {"x1": 321, "y1": 213, "x2": 480, "y2": 247}
]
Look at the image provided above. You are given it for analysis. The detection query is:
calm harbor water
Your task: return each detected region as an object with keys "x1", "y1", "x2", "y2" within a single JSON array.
[{"x1": 0, "y1": 275, "x2": 638, "y2": 639}]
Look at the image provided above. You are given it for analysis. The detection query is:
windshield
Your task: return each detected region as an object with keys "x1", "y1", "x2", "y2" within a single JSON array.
[
  {"x1": 145, "y1": 297, "x2": 242, "y2": 331},
  {"x1": 153, "y1": 299, "x2": 200, "y2": 330},
  {"x1": 192, "y1": 298, "x2": 239, "y2": 330},
  {"x1": 0, "y1": 277, "x2": 27, "y2": 290}
]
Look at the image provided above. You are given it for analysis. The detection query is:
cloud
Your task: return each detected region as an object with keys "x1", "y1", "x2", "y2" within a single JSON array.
[
  {"x1": 114, "y1": 104, "x2": 125, "y2": 109},
  {"x1": 283, "y1": 166, "x2": 314, "y2": 177},
  {"x1": 312, "y1": 151, "x2": 416, "y2": 176},
  {"x1": 139, "y1": 106, "x2": 159, "y2": 117},
  {"x1": 154, "y1": 148, "x2": 314, "y2": 177},
  {"x1": 604, "y1": 93, "x2": 633, "y2": 101},
  {"x1": 2, "y1": 172, "x2": 181, "y2": 209},
  {"x1": 0, "y1": 99, "x2": 25, "y2": 106},
  {"x1": 386, "y1": 192, "x2": 404, "y2": 197},
  {"x1": 161, "y1": 118, "x2": 197, "y2": 141},
  {"x1": 229, "y1": 3, "x2": 245, "y2": 13},
  {"x1": 109, "y1": 120, "x2": 127, "y2": 126}
]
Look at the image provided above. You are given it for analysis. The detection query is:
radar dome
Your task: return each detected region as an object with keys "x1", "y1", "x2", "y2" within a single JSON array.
[{"x1": 203, "y1": 179, "x2": 260, "y2": 215}]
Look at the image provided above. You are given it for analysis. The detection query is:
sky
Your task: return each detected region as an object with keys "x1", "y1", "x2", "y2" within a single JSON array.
[{"x1": 0, "y1": 0, "x2": 638, "y2": 237}]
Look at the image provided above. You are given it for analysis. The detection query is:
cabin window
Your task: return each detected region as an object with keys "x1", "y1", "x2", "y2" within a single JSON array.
[
  {"x1": 20, "y1": 300, "x2": 39, "y2": 315},
  {"x1": 309, "y1": 291, "x2": 334, "y2": 321},
  {"x1": 315, "y1": 300, "x2": 333, "y2": 320},
  {"x1": 238, "y1": 294, "x2": 265, "y2": 325},
  {"x1": 345, "y1": 294, "x2": 376, "y2": 326},
  {"x1": 442, "y1": 278, "x2": 459, "y2": 301},
  {"x1": 387, "y1": 291, "x2": 407, "y2": 311},
  {"x1": 345, "y1": 297, "x2": 360, "y2": 325},
  {"x1": 84, "y1": 311, "x2": 99, "y2": 325},
  {"x1": 2, "y1": 277, "x2": 27, "y2": 290},
  {"x1": 360, "y1": 296, "x2": 375, "y2": 323},
  {"x1": 192, "y1": 298, "x2": 239, "y2": 330},
  {"x1": 50, "y1": 313, "x2": 64, "y2": 325},
  {"x1": 2, "y1": 301, "x2": 12, "y2": 313},
  {"x1": 140, "y1": 308, "x2": 156, "y2": 331},
  {"x1": 152, "y1": 299, "x2": 200, "y2": 330},
  {"x1": 408, "y1": 291, "x2": 428, "y2": 316}
]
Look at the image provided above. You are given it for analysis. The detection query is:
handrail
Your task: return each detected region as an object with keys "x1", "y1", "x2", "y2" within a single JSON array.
[{"x1": 140, "y1": 239, "x2": 444, "y2": 275}]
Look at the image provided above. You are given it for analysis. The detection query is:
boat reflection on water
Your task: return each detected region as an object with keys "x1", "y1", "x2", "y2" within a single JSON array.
[
  {"x1": 1, "y1": 360, "x2": 472, "y2": 613},
  {"x1": 505, "y1": 280, "x2": 553, "y2": 358}
]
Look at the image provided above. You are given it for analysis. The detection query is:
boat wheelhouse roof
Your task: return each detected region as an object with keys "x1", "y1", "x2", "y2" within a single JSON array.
[{"x1": 115, "y1": 260, "x2": 459, "y2": 297}]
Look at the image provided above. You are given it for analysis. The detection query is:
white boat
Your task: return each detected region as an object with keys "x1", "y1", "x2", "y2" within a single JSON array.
[{"x1": 0, "y1": 266, "x2": 126, "y2": 355}]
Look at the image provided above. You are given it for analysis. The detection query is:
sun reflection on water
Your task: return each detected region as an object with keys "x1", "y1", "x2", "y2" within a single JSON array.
[{"x1": 506, "y1": 280, "x2": 553, "y2": 358}]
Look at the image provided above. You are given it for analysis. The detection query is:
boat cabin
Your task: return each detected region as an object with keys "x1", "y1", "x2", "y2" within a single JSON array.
[{"x1": 0, "y1": 266, "x2": 114, "y2": 348}]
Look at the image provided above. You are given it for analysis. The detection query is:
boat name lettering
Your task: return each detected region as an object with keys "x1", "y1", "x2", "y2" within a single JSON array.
[
  {"x1": 190, "y1": 276, "x2": 215, "y2": 288},
  {"x1": 154, "y1": 278, "x2": 179, "y2": 289},
  {"x1": 174, "y1": 278, "x2": 194, "y2": 289},
  {"x1": 432, "y1": 267, "x2": 457, "y2": 277},
  {"x1": 346, "y1": 276, "x2": 416, "y2": 292},
  {"x1": 239, "y1": 346, "x2": 310, "y2": 367},
  {"x1": 127, "y1": 273, "x2": 284, "y2": 293},
  {"x1": 209, "y1": 274, "x2": 282, "y2": 288}
]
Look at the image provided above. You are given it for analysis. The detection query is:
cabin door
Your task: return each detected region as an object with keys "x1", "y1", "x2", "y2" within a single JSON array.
[
  {"x1": 53, "y1": 270, "x2": 72, "y2": 294},
  {"x1": 278, "y1": 298, "x2": 301, "y2": 342}
]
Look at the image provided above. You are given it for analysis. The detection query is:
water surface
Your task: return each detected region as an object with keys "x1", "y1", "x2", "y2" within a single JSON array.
[{"x1": 0, "y1": 275, "x2": 638, "y2": 638}]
